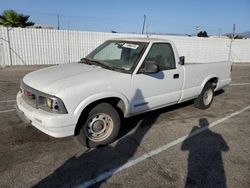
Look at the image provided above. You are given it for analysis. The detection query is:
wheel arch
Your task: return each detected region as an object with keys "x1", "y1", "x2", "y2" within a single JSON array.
[
  {"x1": 74, "y1": 94, "x2": 129, "y2": 135},
  {"x1": 202, "y1": 75, "x2": 219, "y2": 90}
]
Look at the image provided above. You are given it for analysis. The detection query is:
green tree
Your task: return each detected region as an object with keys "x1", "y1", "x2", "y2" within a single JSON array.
[
  {"x1": 197, "y1": 31, "x2": 208, "y2": 37},
  {"x1": 0, "y1": 10, "x2": 34, "y2": 27}
]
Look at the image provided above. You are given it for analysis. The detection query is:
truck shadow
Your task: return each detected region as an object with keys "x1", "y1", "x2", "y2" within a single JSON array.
[
  {"x1": 215, "y1": 89, "x2": 224, "y2": 96},
  {"x1": 34, "y1": 90, "x2": 225, "y2": 187}
]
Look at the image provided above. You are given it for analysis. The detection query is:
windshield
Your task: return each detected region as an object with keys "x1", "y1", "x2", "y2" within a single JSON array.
[{"x1": 86, "y1": 40, "x2": 148, "y2": 73}]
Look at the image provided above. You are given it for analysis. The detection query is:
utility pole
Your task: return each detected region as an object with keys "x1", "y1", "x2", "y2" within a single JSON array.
[
  {"x1": 232, "y1": 24, "x2": 235, "y2": 38},
  {"x1": 146, "y1": 22, "x2": 149, "y2": 35},
  {"x1": 219, "y1": 28, "x2": 221, "y2": 38},
  {"x1": 57, "y1": 14, "x2": 60, "y2": 30},
  {"x1": 142, "y1": 15, "x2": 146, "y2": 34},
  {"x1": 228, "y1": 24, "x2": 235, "y2": 61}
]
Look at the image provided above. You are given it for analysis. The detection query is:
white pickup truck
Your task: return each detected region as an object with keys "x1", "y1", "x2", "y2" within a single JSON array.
[{"x1": 16, "y1": 38, "x2": 232, "y2": 147}]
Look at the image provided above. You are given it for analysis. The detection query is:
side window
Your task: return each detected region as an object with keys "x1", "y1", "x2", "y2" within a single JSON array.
[{"x1": 145, "y1": 43, "x2": 176, "y2": 70}]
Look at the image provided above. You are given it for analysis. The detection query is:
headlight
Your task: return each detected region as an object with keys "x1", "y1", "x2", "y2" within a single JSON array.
[
  {"x1": 46, "y1": 98, "x2": 53, "y2": 109},
  {"x1": 38, "y1": 96, "x2": 67, "y2": 114}
]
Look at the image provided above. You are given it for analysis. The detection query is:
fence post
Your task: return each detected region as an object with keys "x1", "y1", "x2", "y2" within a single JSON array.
[
  {"x1": 0, "y1": 40, "x2": 3, "y2": 68},
  {"x1": 0, "y1": 28, "x2": 3, "y2": 68},
  {"x1": 228, "y1": 24, "x2": 235, "y2": 62},
  {"x1": 6, "y1": 27, "x2": 13, "y2": 67}
]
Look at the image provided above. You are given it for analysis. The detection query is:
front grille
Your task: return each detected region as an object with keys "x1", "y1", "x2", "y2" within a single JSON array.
[
  {"x1": 22, "y1": 86, "x2": 38, "y2": 108},
  {"x1": 21, "y1": 82, "x2": 42, "y2": 109}
]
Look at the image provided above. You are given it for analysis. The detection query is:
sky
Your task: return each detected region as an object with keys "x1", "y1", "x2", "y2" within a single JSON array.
[{"x1": 1, "y1": 0, "x2": 250, "y2": 35}]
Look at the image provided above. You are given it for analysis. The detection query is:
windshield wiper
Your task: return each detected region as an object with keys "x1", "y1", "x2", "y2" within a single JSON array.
[
  {"x1": 80, "y1": 58, "x2": 128, "y2": 72},
  {"x1": 91, "y1": 59, "x2": 114, "y2": 70},
  {"x1": 80, "y1": 57, "x2": 93, "y2": 65},
  {"x1": 110, "y1": 66, "x2": 127, "y2": 72},
  {"x1": 80, "y1": 58, "x2": 115, "y2": 70}
]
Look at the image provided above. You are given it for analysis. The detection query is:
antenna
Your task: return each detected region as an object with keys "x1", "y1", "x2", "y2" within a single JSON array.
[
  {"x1": 146, "y1": 22, "x2": 150, "y2": 38},
  {"x1": 142, "y1": 15, "x2": 146, "y2": 34},
  {"x1": 57, "y1": 14, "x2": 60, "y2": 30}
]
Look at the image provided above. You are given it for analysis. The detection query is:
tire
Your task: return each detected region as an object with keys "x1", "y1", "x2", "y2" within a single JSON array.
[
  {"x1": 194, "y1": 82, "x2": 214, "y2": 109},
  {"x1": 77, "y1": 103, "x2": 121, "y2": 148}
]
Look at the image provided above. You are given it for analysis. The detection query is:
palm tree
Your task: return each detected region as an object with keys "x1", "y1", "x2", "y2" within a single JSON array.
[
  {"x1": 197, "y1": 31, "x2": 208, "y2": 37},
  {"x1": 0, "y1": 10, "x2": 34, "y2": 27}
]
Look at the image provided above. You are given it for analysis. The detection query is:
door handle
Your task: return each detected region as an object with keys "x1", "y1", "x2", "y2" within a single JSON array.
[{"x1": 173, "y1": 74, "x2": 179, "y2": 79}]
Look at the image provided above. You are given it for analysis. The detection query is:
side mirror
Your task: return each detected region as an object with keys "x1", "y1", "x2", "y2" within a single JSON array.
[
  {"x1": 139, "y1": 61, "x2": 159, "y2": 74},
  {"x1": 179, "y1": 56, "x2": 185, "y2": 65}
]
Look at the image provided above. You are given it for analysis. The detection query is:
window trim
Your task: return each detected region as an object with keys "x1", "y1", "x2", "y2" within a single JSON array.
[
  {"x1": 136, "y1": 42, "x2": 176, "y2": 74},
  {"x1": 86, "y1": 40, "x2": 149, "y2": 74}
]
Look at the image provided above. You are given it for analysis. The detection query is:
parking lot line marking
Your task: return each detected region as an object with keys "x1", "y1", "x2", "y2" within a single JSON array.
[
  {"x1": 0, "y1": 99, "x2": 16, "y2": 103},
  {"x1": 0, "y1": 109, "x2": 15, "y2": 114},
  {"x1": 77, "y1": 105, "x2": 250, "y2": 188},
  {"x1": 230, "y1": 83, "x2": 250, "y2": 86}
]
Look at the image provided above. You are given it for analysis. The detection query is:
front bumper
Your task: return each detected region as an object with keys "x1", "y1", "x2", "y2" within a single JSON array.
[
  {"x1": 16, "y1": 91, "x2": 77, "y2": 138},
  {"x1": 15, "y1": 104, "x2": 31, "y2": 124}
]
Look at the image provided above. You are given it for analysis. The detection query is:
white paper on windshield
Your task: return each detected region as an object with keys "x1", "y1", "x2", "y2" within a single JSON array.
[{"x1": 122, "y1": 43, "x2": 139, "y2": 49}]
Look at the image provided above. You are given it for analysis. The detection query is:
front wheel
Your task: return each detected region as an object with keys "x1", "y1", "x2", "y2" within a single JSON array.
[
  {"x1": 194, "y1": 82, "x2": 214, "y2": 109},
  {"x1": 77, "y1": 103, "x2": 121, "y2": 148}
]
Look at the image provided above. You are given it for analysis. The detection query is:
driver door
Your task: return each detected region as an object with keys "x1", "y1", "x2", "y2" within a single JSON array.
[{"x1": 130, "y1": 43, "x2": 184, "y2": 114}]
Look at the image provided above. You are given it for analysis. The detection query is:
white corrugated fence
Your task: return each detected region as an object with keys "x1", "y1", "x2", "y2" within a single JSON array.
[{"x1": 0, "y1": 26, "x2": 250, "y2": 66}]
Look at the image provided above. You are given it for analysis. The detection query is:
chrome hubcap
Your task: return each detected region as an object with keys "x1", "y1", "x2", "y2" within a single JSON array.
[
  {"x1": 85, "y1": 113, "x2": 113, "y2": 142},
  {"x1": 92, "y1": 120, "x2": 104, "y2": 132},
  {"x1": 203, "y1": 89, "x2": 213, "y2": 106}
]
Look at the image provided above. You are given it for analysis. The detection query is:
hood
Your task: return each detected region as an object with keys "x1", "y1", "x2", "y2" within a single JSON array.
[{"x1": 23, "y1": 63, "x2": 121, "y2": 95}]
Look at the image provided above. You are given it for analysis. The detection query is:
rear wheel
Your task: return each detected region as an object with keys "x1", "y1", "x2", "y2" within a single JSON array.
[
  {"x1": 194, "y1": 82, "x2": 214, "y2": 109},
  {"x1": 77, "y1": 103, "x2": 121, "y2": 148}
]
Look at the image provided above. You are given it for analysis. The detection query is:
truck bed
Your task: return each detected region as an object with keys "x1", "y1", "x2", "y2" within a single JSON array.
[{"x1": 179, "y1": 61, "x2": 232, "y2": 102}]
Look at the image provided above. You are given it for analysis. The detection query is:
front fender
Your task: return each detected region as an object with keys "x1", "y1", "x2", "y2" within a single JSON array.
[{"x1": 73, "y1": 91, "x2": 130, "y2": 118}]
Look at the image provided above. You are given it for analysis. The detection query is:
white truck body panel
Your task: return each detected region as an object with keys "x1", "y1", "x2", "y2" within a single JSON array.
[
  {"x1": 180, "y1": 61, "x2": 231, "y2": 102},
  {"x1": 16, "y1": 38, "x2": 232, "y2": 137}
]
